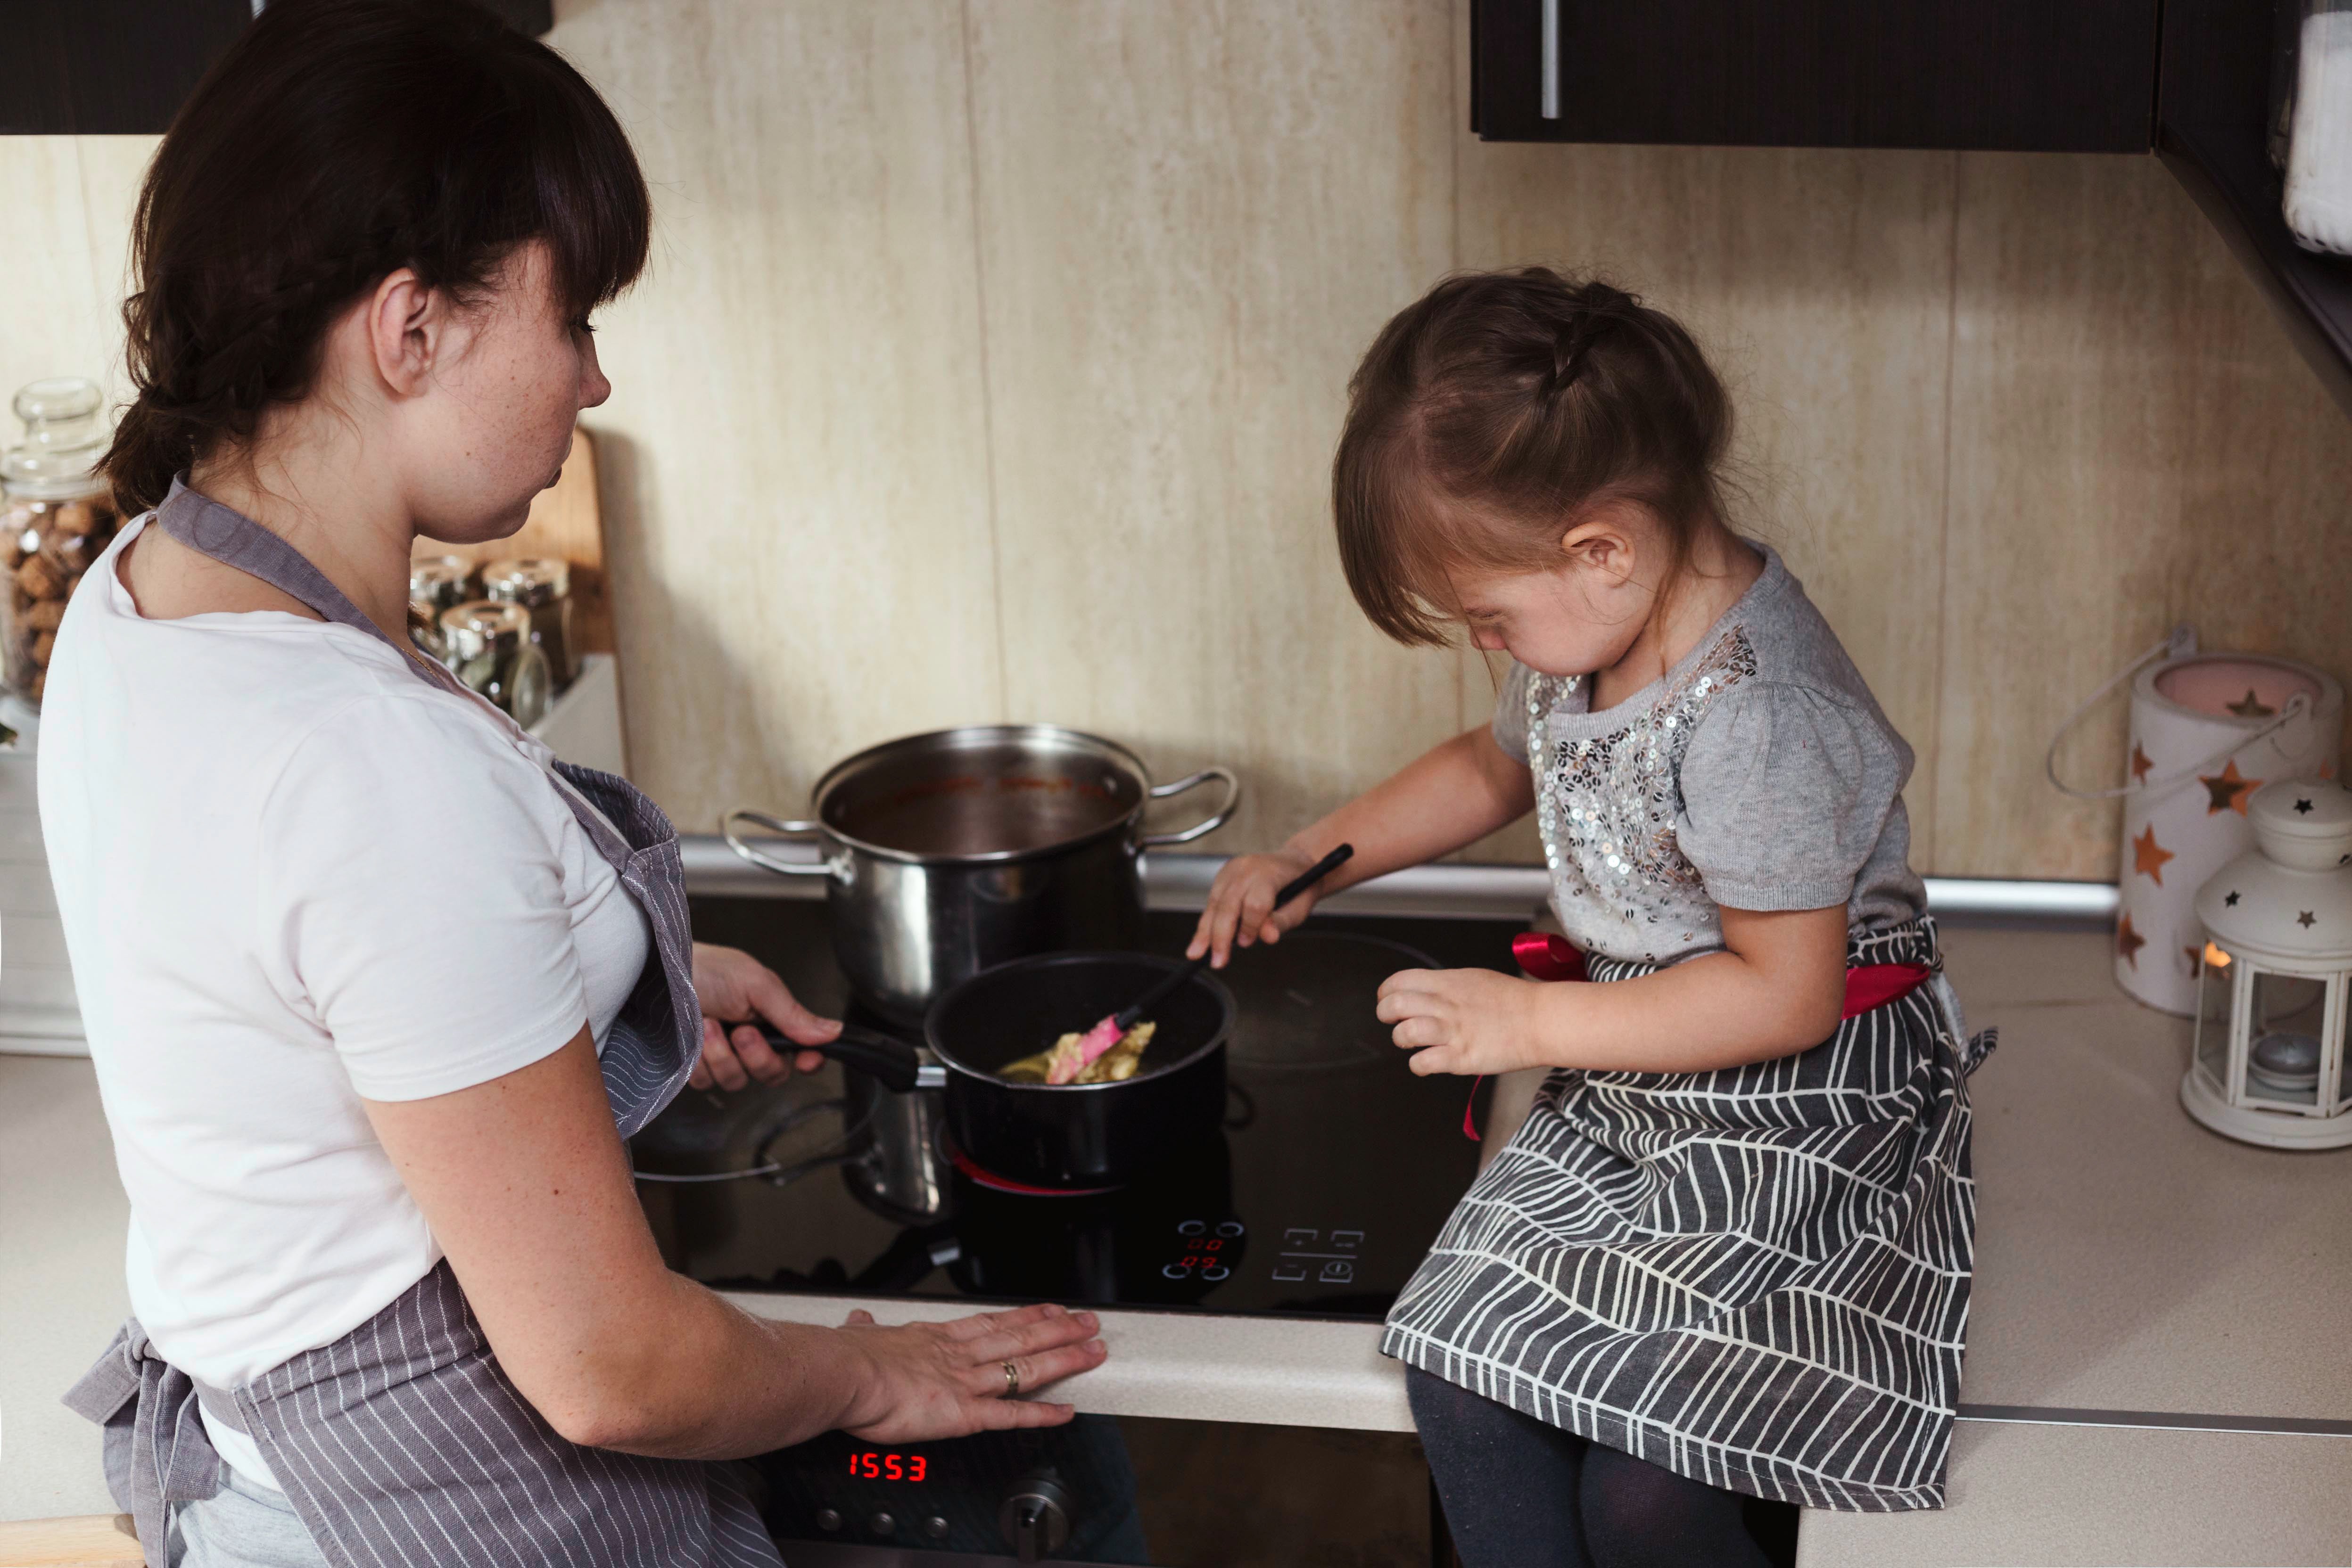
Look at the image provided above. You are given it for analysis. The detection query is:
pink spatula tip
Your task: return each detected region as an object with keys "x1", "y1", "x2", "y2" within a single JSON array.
[{"x1": 1046, "y1": 1015, "x2": 1125, "y2": 1084}]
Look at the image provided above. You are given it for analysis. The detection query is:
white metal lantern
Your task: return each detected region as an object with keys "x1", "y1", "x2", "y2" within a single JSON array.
[{"x1": 2185, "y1": 779, "x2": 2352, "y2": 1149}]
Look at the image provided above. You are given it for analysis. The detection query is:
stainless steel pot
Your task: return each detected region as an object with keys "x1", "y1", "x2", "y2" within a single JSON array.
[{"x1": 724, "y1": 725, "x2": 1237, "y2": 1024}]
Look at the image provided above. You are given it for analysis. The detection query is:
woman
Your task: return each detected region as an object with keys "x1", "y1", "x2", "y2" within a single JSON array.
[{"x1": 44, "y1": 3, "x2": 1105, "y2": 1564}]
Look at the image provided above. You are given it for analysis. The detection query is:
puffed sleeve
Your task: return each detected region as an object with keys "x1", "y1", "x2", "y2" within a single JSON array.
[
  {"x1": 1674, "y1": 680, "x2": 1913, "y2": 913},
  {"x1": 1490, "y1": 660, "x2": 1537, "y2": 764},
  {"x1": 254, "y1": 692, "x2": 593, "y2": 1101}
]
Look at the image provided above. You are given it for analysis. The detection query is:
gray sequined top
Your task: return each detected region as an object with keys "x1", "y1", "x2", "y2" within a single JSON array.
[{"x1": 1492, "y1": 544, "x2": 1926, "y2": 967}]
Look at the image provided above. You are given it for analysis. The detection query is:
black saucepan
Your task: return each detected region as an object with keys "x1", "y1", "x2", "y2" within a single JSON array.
[{"x1": 774, "y1": 952, "x2": 1235, "y2": 1190}]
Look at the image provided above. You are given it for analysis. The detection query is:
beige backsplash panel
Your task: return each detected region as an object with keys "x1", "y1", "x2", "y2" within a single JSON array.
[
  {"x1": 1937, "y1": 154, "x2": 2352, "y2": 880},
  {"x1": 3, "y1": 6, "x2": 2349, "y2": 880},
  {"x1": 962, "y1": 0, "x2": 1464, "y2": 854}
]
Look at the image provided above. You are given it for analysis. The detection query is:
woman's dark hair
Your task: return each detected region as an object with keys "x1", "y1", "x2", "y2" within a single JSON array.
[
  {"x1": 1332, "y1": 268, "x2": 1733, "y2": 646},
  {"x1": 105, "y1": 0, "x2": 651, "y2": 512}
]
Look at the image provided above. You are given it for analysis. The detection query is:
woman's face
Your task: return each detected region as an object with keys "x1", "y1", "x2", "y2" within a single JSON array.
[{"x1": 402, "y1": 241, "x2": 610, "y2": 546}]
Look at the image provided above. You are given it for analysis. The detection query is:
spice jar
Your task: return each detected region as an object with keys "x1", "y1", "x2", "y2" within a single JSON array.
[
  {"x1": 439, "y1": 599, "x2": 550, "y2": 728},
  {"x1": 408, "y1": 557, "x2": 473, "y2": 665},
  {"x1": 2, "y1": 379, "x2": 120, "y2": 707},
  {"x1": 480, "y1": 557, "x2": 573, "y2": 691}
]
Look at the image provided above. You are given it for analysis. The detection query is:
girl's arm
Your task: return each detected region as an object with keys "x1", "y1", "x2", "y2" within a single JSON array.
[
  {"x1": 1376, "y1": 903, "x2": 1849, "y2": 1076},
  {"x1": 1189, "y1": 726, "x2": 1535, "y2": 966},
  {"x1": 363, "y1": 1028, "x2": 1108, "y2": 1459}
]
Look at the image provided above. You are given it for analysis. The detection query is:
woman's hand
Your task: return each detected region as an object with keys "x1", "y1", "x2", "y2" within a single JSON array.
[
  {"x1": 835, "y1": 1303, "x2": 1108, "y2": 1442},
  {"x1": 1187, "y1": 847, "x2": 1322, "y2": 968},
  {"x1": 689, "y1": 942, "x2": 841, "y2": 1092},
  {"x1": 1376, "y1": 967, "x2": 1554, "y2": 1076}
]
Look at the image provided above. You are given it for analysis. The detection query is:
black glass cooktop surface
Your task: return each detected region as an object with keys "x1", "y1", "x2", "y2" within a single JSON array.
[{"x1": 641, "y1": 900, "x2": 1527, "y2": 1322}]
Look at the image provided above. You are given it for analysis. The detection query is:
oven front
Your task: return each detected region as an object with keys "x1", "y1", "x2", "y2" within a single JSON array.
[{"x1": 752, "y1": 1412, "x2": 1442, "y2": 1567}]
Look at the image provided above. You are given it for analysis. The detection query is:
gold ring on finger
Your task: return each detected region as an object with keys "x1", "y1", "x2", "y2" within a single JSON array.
[{"x1": 1002, "y1": 1361, "x2": 1021, "y2": 1397}]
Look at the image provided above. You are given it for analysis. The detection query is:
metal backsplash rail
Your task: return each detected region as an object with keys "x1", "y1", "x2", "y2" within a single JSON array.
[{"x1": 681, "y1": 836, "x2": 2118, "y2": 928}]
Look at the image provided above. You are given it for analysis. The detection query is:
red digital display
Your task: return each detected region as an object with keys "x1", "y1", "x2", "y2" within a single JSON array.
[
  {"x1": 1162, "y1": 1218, "x2": 1243, "y2": 1282},
  {"x1": 847, "y1": 1451, "x2": 927, "y2": 1483}
]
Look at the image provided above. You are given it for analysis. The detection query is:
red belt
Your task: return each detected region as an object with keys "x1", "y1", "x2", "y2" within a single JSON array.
[{"x1": 1460, "y1": 934, "x2": 1933, "y2": 1140}]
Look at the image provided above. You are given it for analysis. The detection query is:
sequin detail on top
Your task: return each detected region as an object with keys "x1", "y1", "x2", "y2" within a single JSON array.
[{"x1": 1527, "y1": 628, "x2": 1759, "y2": 964}]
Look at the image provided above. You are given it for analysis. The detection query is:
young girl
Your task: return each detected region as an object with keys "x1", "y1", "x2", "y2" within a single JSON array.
[{"x1": 1190, "y1": 269, "x2": 1991, "y2": 1565}]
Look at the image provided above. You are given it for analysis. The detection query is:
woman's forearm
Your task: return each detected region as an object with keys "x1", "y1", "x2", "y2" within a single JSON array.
[
  {"x1": 564, "y1": 1274, "x2": 870, "y2": 1459},
  {"x1": 1281, "y1": 727, "x2": 1534, "y2": 892},
  {"x1": 371, "y1": 1034, "x2": 1101, "y2": 1464}
]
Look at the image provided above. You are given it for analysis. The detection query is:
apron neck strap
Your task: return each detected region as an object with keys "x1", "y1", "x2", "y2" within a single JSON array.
[{"x1": 152, "y1": 475, "x2": 468, "y2": 697}]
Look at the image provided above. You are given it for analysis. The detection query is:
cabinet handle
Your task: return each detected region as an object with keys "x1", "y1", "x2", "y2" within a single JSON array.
[{"x1": 1540, "y1": 0, "x2": 1560, "y2": 119}]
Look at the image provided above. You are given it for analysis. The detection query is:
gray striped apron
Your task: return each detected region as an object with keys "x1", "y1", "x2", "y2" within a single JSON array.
[
  {"x1": 1382, "y1": 648, "x2": 1993, "y2": 1513},
  {"x1": 65, "y1": 479, "x2": 784, "y2": 1568}
]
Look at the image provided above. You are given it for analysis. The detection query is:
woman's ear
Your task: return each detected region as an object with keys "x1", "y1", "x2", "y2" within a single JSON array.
[{"x1": 358, "y1": 268, "x2": 442, "y2": 399}]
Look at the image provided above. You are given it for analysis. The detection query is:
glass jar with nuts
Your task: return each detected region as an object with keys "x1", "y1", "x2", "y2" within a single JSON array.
[{"x1": 2, "y1": 379, "x2": 120, "y2": 708}]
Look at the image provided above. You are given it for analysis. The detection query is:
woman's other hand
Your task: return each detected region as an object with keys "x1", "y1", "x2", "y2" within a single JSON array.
[
  {"x1": 1187, "y1": 847, "x2": 1321, "y2": 968},
  {"x1": 689, "y1": 942, "x2": 840, "y2": 1091},
  {"x1": 836, "y1": 1303, "x2": 1107, "y2": 1443},
  {"x1": 1376, "y1": 967, "x2": 1550, "y2": 1076}
]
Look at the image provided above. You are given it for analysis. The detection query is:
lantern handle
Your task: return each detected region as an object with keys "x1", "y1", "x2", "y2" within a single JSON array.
[{"x1": 2046, "y1": 623, "x2": 2312, "y2": 801}]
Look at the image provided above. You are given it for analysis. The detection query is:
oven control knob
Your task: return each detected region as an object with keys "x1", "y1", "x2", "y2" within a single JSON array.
[
  {"x1": 925, "y1": 1515, "x2": 950, "y2": 1540},
  {"x1": 867, "y1": 1511, "x2": 896, "y2": 1536},
  {"x1": 998, "y1": 1473, "x2": 1073, "y2": 1563},
  {"x1": 815, "y1": 1509, "x2": 842, "y2": 1533}
]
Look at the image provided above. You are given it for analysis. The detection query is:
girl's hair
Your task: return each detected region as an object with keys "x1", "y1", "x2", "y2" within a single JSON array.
[
  {"x1": 1333, "y1": 268, "x2": 1733, "y2": 646},
  {"x1": 104, "y1": 0, "x2": 651, "y2": 513}
]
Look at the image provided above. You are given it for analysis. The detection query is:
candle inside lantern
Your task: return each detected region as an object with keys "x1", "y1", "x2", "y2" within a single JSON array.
[{"x1": 2155, "y1": 658, "x2": 2323, "y2": 721}]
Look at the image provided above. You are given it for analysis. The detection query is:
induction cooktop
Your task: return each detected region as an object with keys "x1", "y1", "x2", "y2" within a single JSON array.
[{"x1": 638, "y1": 903, "x2": 1526, "y2": 1322}]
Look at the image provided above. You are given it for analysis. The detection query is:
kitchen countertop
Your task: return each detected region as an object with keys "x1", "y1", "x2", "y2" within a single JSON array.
[{"x1": 8, "y1": 925, "x2": 2352, "y2": 1564}]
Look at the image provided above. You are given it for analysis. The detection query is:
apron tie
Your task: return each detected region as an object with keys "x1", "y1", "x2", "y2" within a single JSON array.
[
  {"x1": 1462, "y1": 936, "x2": 1938, "y2": 1141},
  {"x1": 62, "y1": 1322, "x2": 226, "y2": 1567}
]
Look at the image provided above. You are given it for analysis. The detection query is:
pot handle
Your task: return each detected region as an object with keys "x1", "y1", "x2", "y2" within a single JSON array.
[
  {"x1": 723, "y1": 808, "x2": 839, "y2": 879},
  {"x1": 1139, "y1": 766, "x2": 1241, "y2": 847},
  {"x1": 763, "y1": 1023, "x2": 947, "y2": 1093}
]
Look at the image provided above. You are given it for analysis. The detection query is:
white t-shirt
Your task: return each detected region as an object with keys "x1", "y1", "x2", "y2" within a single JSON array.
[{"x1": 38, "y1": 514, "x2": 652, "y2": 1486}]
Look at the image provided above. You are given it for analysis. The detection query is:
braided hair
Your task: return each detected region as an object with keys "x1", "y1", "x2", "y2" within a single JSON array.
[
  {"x1": 1333, "y1": 268, "x2": 1732, "y2": 647},
  {"x1": 105, "y1": 0, "x2": 650, "y2": 513}
]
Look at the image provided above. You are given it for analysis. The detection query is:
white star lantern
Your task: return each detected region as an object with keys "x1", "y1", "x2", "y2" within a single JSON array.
[{"x1": 2187, "y1": 779, "x2": 2352, "y2": 1148}]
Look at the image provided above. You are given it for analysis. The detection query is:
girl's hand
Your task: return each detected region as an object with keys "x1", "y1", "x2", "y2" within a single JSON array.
[
  {"x1": 1187, "y1": 847, "x2": 1323, "y2": 968},
  {"x1": 688, "y1": 942, "x2": 841, "y2": 1091},
  {"x1": 1376, "y1": 967, "x2": 1553, "y2": 1076},
  {"x1": 835, "y1": 1303, "x2": 1108, "y2": 1442}
]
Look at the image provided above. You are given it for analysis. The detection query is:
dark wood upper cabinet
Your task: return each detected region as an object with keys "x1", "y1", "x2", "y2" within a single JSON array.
[
  {"x1": 1, "y1": 0, "x2": 253, "y2": 135},
  {"x1": 0, "y1": 0, "x2": 553, "y2": 136},
  {"x1": 1469, "y1": 0, "x2": 2162, "y2": 152}
]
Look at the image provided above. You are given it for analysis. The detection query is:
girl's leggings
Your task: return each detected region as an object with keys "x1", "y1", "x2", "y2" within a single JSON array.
[{"x1": 1407, "y1": 1367, "x2": 1782, "y2": 1568}]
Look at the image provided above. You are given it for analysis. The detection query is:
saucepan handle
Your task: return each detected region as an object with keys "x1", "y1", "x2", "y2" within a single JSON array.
[
  {"x1": 762, "y1": 1023, "x2": 945, "y2": 1093},
  {"x1": 723, "y1": 808, "x2": 840, "y2": 879},
  {"x1": 1139, "y1": 766, "x2": 1241, "y2": 847}
]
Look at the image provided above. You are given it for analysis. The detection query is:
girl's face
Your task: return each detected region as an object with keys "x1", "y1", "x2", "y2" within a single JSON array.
[{"x1": 1449, "y1": 507, "x2": 1659, "y2": 678}]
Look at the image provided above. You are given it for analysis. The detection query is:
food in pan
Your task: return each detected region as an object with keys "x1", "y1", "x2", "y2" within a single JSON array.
[{"x1": 997, "y1": 1020, "x2": 1157, "y2": 1085}]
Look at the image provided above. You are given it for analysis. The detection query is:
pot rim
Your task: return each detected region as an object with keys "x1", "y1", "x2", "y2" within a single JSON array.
[
  {"x1": 925, "y1": 950, "x2": 1235, "y2": 1091},
  {"x1": 810, "y1": 723, "x2": 1156, "y2": 867}
]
